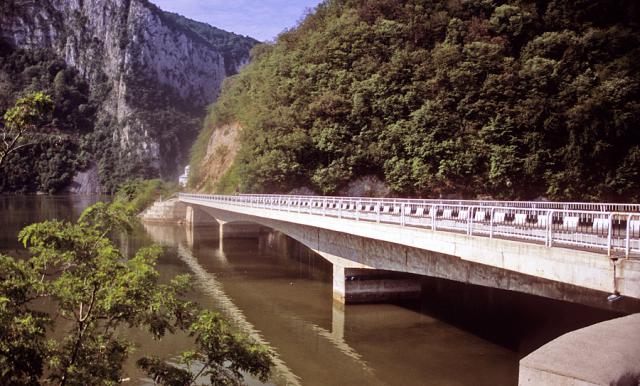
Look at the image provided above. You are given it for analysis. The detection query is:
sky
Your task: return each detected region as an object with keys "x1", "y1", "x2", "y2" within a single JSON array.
[{"x1": 152, "y1": 0, "x2": 325, "y2": 42}]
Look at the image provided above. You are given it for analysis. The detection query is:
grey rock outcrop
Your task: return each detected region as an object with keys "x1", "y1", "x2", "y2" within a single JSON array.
[
  {"x1": 65, "y1": 162, "x2": 102, "y2": 194},
  {"x1": 0, "y1": 0, "x2": 257, "y2": 187}
]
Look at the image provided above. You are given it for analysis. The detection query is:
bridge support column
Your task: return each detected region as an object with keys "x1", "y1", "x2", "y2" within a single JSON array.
[
  {"x1": 331, "y1": 300, "x2": 345, "y2": 341},
  {"x1": 185, "y1": 205, "x2": 219, "y2": 227},
  {"x1": 217, "y1": 221, "x2": 265, "y2": 240},
  {"x1": 333, "y1": 265, "x2": 422, "y2": 304}
]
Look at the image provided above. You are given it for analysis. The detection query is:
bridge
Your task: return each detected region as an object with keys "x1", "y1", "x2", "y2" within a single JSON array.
[{"x1": 178, "y1": 193, "x2": 640, "y2": 305}]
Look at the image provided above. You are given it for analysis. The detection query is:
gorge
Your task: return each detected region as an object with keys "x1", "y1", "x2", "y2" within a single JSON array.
[{"x1": 0, "y1": 0, "x2": 257, "y2": 193}]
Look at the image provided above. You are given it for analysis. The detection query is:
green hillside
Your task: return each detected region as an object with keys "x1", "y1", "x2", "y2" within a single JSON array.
[
  {"x1": 0, "y1": 43, "x2": 97, "y2": 193},
  {"x1": 191, "y1": 0, "x2": 640, "y2": 201}
]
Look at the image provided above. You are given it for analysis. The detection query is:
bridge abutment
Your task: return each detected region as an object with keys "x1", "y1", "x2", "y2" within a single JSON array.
[{"x1": 333, "y1": 265, "x2": 421, "y2": 304}]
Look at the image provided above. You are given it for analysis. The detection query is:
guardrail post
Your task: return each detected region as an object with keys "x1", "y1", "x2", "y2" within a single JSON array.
[
  {"x1": 607, "y1": 213, "x2": 613, "y2": 256},
  {"x1": 356, "y1": 200, "x2": 360, "y2": 221},
  {"x1": 376, "y1": 204, "x2": 380, "y2": 223},
  {"x1": 490, "y1": 208, "x2": 495, "y2": 238},
  {"x1": 547, "y1": 210, "x2": 553, "y2": 247},
  {"x1": 432, "y1": 204, "x2": 437, "y2": 231},
  {"x1": 323, "y1": 199, "x2": 326, "y2": 216},
  {"x1": 468, "y1": 206, "x2": 474, "y2": 235},
  {"x1": 401, "y1": 204, "x2": 405, "y2": 226},
  {"x1": 626, "y1": 214, "x2": 631, "y2": 258},
  {"x1": 339, "y1": 200, "x2": 342, "y2": 219}
]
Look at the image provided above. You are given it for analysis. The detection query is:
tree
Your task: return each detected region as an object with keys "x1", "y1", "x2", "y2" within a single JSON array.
[
  {"x1": 0, "y1": 92, "x2": 54, "y2": 168},
  {"x1": 0, "y1": 201, "x2": 272, "y2": 385},
  {"x1": 190, "y1": 0, "x2": 640, "y2": 201}
]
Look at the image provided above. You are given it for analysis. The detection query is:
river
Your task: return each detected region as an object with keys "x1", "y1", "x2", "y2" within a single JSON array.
[{"x1": 0, "y1": 195, "x2": 635, "y2": 385}]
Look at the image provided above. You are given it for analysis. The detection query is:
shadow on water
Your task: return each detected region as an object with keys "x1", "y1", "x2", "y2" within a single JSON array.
[
  {"x1": 398, "y1": 277, "x2": 631, "y2": 357},
  {"x1": 0, "y1": 195, "x2": 103, "y2": 252},
  {"x1": 250, "y1": 227, "x2": 634, "y2": 358}
]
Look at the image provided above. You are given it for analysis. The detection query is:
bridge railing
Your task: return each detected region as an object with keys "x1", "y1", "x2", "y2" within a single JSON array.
[
  {"x1": 239, "y1": 194, "x2": 640, "y2": 213},
  {"x1": 179, "y1": 193, "x2": 640, "y2": 258}
]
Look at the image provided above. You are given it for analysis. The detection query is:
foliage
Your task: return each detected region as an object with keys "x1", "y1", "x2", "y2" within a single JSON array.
[
  {"x1": 138, "y1": 310, "x2": 272, "y2": 385},
  {"x1": 0, "y1": 254, "x2": 49, "y2": 385},
  {"x1": 0, "y1": 200, "x2": 273, "y2": 385},
  {"x1": 0, "y1": 41, "x2": 96, "y2": 193},
  {"x1": 191, "y1": 0, "x2": 640, "y2": 201},
  {"x1": 214, "y1": 162, "x2": 242, "y2": 195},
  {"x1": 113, "y1": 179, "x2": 181, "y2": 214},
  {"x1": 0, "y1": 91, "x2": 54, "y2": 168}
]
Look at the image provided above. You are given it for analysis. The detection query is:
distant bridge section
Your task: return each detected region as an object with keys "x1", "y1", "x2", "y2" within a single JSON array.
[{"x1": 178, "y1": 193, "x2": 640, "y2": 304}]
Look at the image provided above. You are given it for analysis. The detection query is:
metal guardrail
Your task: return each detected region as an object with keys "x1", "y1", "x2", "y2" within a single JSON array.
[
  {"x1": 239, "y1": 194, "x2": 640, "y2": 213},
  {"x1": 179, "y1": 193, "x2": 640, "y2": 258}
]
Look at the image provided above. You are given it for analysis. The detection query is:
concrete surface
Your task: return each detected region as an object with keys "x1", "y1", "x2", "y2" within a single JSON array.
[
  {"x1": 179, "y1": 198, "x2": 640, "y2": 304},
  {"x1": 519, "y1": 313, "x2": 640, "y2": 385},
  {"x1": 333, "y1": 266, "x2": 421, "y2": 303},
  {"x1": 140, "y1": 198, "x2": 188, "y2": 223}
]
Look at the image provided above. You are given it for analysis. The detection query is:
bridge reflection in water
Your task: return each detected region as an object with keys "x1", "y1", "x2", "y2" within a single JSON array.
[{"x1": 141, "y1": 221, "x2": 630, "y2": 386}]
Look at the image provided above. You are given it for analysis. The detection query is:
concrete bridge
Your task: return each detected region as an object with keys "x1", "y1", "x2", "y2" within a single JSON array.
[{"x1": 178, "y1": 193, "x2": 640, "y2": 305}]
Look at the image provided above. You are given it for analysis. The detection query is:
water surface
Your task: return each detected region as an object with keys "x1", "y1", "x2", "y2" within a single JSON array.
[{"x1": 0, "y1": 195, "x2": 631, "y2": 385}]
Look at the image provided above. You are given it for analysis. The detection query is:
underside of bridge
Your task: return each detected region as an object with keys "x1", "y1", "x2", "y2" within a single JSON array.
[{"x1": 184, "y1": 203, "x2": 640, "y2": 310}]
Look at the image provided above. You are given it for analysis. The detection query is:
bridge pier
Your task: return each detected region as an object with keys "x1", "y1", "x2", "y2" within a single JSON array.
[
  {"x1": 218, "y1": 220, "x2": 264, "y2": 250},
  {"x1": 185, "y1": 205, "x2": 219, "y2": 227},
  {"x1": 217, "y1": 220, "x2": 265, "y2": 240},
  {"x1": 333, "y1": 265, "x2": 421, "y2": 304},
  {"x1": 331, "y1": 300, "x2": 345, "y2": 341},
  {"x1": 257, "y1": 229, "x2": 422, "y2": 304}
]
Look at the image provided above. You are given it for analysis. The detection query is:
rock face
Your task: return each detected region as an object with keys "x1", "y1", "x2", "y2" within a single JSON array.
[
  {"x1": 191, "y1": 122, "x2": 242, "y2": 192},
  {"x1": 0, "y1": 0, "x2": 257, "y2": 189},
  {"x1": 65, "y1": 162, "x2": 102, "y2": 194}
]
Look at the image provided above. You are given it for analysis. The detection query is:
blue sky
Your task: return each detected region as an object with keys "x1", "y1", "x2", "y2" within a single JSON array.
[{"x1": 152, "y1": 0, "x2": 324, "y2": 42}]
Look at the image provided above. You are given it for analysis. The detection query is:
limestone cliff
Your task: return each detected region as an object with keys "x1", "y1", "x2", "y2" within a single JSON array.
[{"x1": 0, "y1": 0, "x2": 257, "y2": 191}]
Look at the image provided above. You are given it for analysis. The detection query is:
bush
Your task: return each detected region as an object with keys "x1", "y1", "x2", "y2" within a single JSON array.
[{"x1": 113, "y1": 179, "x2": 181, "y2": 214}]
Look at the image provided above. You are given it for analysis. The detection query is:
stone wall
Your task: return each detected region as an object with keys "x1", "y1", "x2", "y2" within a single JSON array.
[{"x1": 140, "y1": 198, "x2": 187, "y2": 223}]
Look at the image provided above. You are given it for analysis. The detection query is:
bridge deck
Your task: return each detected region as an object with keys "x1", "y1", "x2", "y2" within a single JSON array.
[{"x1": 180, "y1": 193, "x2": 640, "y2": 258}]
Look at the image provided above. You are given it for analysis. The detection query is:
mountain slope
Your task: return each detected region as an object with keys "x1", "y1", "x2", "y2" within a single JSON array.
[
  {"x1": 0, "y1": 0, "x2": 258, "y2": 192},
  {"x1": 191, "y1": 0, "x2": 640, "y2": 201}
]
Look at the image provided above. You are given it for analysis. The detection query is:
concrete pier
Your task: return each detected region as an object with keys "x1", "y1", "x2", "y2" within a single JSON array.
[
  {"x1": 218, "y1": 220, "x2": 265, "y2": 239},
  {"x1": 185, "y1": 205, "x2": 219, "y2": 227},
  {"x1": 519, "y1": 313, "x2": 640, "y2": 385},
  {"x1": 333, "y1": 266, "x2": 421, "y2": 303}
]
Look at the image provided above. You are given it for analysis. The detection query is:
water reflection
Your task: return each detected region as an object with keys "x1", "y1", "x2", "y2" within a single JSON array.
[
  {"x1": 176, "y1": 243, "x2": 301, "y2": 386},
  {"x1": 144, "y1": 223, "x2": 520, "y2": 385},
  {"x1": 0, "y1": 195, "x2": 102, "y2": 252}
]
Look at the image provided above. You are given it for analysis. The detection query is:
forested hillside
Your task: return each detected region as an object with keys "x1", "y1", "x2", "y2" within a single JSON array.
[
  {"x1": 0, "y1": 44, "x2": 96, "y2": 192},
  {"x1": 0, "y1": 0, "x2": 257, "y2": 193},
  {"x1": 191, "y1": 0, "x2": 640, "y2": 201}
]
